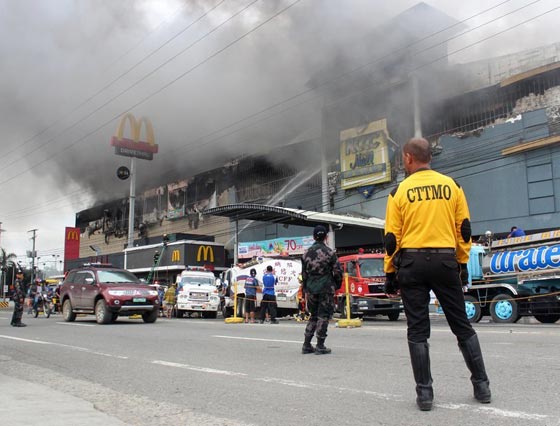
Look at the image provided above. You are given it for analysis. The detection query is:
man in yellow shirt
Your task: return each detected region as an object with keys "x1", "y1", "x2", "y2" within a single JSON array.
[{"x1": 384, "y1": 137, "x2": 491, "y2": 411}]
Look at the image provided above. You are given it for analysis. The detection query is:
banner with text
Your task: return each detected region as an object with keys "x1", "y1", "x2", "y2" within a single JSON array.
[{"x1": 238, "y1": 236, "x2": 314, "y2": 259}]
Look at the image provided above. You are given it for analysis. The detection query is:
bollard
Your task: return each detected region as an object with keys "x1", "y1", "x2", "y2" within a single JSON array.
[
  {"x1": 225, "y1": 281, "x2": 243, "y2": 324},
  {"x1": 337, "y1": 272, "x2": 362, "y2": 328}
]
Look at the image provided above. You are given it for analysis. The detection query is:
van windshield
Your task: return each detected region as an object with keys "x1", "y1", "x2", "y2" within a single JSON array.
[
  {"x1": 358, "y1": 259, "x2": 385, "y2": 277},
  {"x1": 179, "y1": 276, "x2": 215, "y2": 287}
]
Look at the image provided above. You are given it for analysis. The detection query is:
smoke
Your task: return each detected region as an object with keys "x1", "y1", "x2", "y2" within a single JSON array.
[{"x1": 1, "y1": 0, "x2": 560, "y2": 210}]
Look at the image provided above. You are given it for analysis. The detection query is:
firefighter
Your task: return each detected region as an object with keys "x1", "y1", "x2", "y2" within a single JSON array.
[
  {"x1": 11, "y1": 273, "x2": 27, "y2": 327},
  {"x1": 383, "y1": 137, "x2": 491, "y2": 410}
]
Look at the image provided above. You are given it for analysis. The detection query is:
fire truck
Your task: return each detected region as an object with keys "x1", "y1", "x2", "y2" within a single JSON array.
[
  {"x1": 463, "y1": 230, "x2": 560, "y2": 324},
  {"x1": 336, "y1": 251, "x2": 402, "y2": 320},
  {"x1": 220, "y1": 257, "x2": 301, "y2": 318}
]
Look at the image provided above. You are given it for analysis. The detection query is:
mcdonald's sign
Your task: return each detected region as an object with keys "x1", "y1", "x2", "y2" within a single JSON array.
[
  {"x1": 171, "y1": 250, "x2": 181, "y2": 262},
  {"x1": 110, "y1": 113, "x2": 159, "y2": 161},
  {"x1": 196, "y1": 245, "x2": 214, "y2": 263},
  {"x1": 64, "y1": 227, "x2": 80, "y2": 261}
]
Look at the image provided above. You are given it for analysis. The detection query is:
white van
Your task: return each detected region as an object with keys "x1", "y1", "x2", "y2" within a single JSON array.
[{"x1": 176, "y1": 268, "x2": 220, "y2": 318}]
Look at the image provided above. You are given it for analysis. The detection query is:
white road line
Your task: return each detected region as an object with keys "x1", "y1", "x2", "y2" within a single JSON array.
[
  {"x1": 152, "y1": 359, "x2": 550, "y2": 421},
  {"x1": 212, "y1": 335, "x2": 301, "y2": 344},
  {"x1": 56, "y1": 322, "x2": 96, "y2": 327},
  {"x1": 0, "y1": 335, "x2": 128, "y2": 359},
  {"x1": 152, "y1": 360, "x2": 248, "y2": 376}
]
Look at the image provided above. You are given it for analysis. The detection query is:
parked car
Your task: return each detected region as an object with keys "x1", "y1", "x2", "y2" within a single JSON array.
[{"x1": 59, "y1": 263, "x2": 160, "y2": 324}]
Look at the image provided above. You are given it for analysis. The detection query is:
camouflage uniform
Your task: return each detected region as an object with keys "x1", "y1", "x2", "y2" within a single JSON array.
[
  {"x1": 302, "y1": 240, "x2": 341, "y2": 350},
  {"x1": 11, "y1": 279, "x2": 26, "y2": 327}
]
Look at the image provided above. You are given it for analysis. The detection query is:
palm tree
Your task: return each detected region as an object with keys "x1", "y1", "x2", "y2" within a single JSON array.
[{"x1": 1, "y1": 248, "x2": 18, "y2": 300}]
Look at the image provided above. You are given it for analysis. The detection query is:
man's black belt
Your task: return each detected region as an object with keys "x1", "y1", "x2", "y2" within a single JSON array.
[{"x1": 401, "y1": 248, "x2": 455, "y2": 254}]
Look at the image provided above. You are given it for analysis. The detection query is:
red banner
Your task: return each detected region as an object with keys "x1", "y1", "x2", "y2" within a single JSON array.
[{"x1": 64, "y1": 227, "x2": 80, "y2": 263}]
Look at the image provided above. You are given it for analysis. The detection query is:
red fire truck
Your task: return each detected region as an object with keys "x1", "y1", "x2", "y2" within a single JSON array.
[{"x1": 336, "y1": 251, "x2": 402, "y2": 320}]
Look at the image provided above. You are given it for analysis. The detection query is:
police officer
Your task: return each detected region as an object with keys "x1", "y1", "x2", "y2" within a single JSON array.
[
  {"x1": 384, "y1": 137, "x2": 490, "y2": 410},
  {"x1": 301, "y1": 225, "x2": 342, "y2": 355},
  {"x1": 11, "y1": 274, "x2": 27, "y2": 327}
]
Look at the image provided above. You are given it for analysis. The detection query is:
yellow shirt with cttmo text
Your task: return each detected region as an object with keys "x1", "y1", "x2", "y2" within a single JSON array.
[{"x1": 384, "y1": 169, "x2": 472, "y2": 274}]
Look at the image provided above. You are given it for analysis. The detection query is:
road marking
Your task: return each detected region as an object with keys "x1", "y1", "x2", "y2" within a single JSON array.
[
  {"x1": 152, "y1": 359, "x2": 550, "y2": 421},
  {"x1": 152, "y1": 360, "x2": 248, "y2": 376},
  {"x1": 212, "y1": 335, "x2": 301, "y2": 344},
  {"x1": 0, "y1": 335, "x2": 128, "y2": 359},
  {"x1": 56, "y1": 322, "x2": 96, "y2": 327}
]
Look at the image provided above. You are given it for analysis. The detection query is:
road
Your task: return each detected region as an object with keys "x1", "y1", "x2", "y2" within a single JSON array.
[{"x1": 1, "y1": 310, "x2": 559, "y2": 426}]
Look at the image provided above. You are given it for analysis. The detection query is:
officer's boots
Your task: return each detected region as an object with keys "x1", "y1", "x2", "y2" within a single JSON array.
[
  {"x1": 458, "y1": 334, "x2": 491, "y2": 403},
  {"x1": 301, "y1": 335, "x2": 315, "y2": 354},
  {"x1": 315, "y1": 338, "x2": 331, "y2": 355},
  {"x1": 408, "y1": 341, "x2": 434, "y2": 411}
]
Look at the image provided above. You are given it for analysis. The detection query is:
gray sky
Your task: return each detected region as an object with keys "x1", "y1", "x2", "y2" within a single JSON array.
[{"x1": 1, "y1": 0, "x2": 559, "y2": 263}]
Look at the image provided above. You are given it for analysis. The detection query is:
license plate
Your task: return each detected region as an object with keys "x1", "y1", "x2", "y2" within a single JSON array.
[
  {"x1": 276, "y1": 295, "x2": 286, "y2": 300},
  {"x1": 133, "y1": 298, "x2": 146, "y2": 303},
  {"x1": 359, "y1": 306, "x2": 368, "y2": 310}
]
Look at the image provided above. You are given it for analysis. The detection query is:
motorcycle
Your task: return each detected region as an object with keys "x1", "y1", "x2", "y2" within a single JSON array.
[{"x1": 33, "y1": 291, "x2": 53, "y2": 319}]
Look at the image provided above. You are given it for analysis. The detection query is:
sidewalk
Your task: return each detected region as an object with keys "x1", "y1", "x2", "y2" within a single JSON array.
[{"x1": 0, "y1": 373, "x2": 126, "y2": 426}]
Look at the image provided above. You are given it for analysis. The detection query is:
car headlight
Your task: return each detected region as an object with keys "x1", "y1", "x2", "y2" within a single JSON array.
[
  {"x1": 147, "y1": 290, "x2": 158, "y2": 296},
  {"x1": 108, "y1": 290, "x2": 126, "y2": 296}
]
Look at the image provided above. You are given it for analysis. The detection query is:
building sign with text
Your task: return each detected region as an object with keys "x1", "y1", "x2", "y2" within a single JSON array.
[
  {"x1": 238, "y1": 236, "x2": 314, "y2": 259},
  {"x1": 340, "y1": 118, "x2": 392, "y2": 190}
]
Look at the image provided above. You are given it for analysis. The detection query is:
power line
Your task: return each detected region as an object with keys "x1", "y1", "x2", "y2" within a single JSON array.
[{"x1": 0, "y1": 0, "x2": 223, "y2": 166}]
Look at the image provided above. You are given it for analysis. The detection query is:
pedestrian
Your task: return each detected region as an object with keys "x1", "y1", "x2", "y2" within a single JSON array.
[
  {"x1": 163, "y1": 283, "x2": 177, "y2": 318},
  {"x1": 244, "y1": 268, "x2": 259, "y2": 323},
  {"x1": 383, "y1": 137, "x2": 491, "y2": 411},
  {"x1": 11, "y1": 274, "x2": 27, "y2": 327},
  {"x1": 259, "y1": 265, "x2": 278, "y2": 324},
  {"x1": 27, "y1": 280, "x2": 38, "y2": 315},
  {"x1": 301, "y1": 225, "x2": 342, "y2": 355},
  {"x1": 508, "y1": 226, "x2": 525, "y2": 238}
]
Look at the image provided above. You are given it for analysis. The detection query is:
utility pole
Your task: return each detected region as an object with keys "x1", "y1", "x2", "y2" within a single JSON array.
[
  {"x1": 0, "y1": 222, "x2": 5, "y2": 247},
  {"x1": 28, "y1": 229, "x2": 38, "y2": 285}
]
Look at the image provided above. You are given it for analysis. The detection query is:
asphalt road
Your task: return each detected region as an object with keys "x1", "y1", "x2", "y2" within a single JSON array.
[{"x1": 1, "y1": 310, "x2": 559, "y2": 426}]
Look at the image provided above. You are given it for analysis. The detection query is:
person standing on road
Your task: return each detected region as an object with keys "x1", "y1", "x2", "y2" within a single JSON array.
[
  {"x1": 163, "y1": 283, "x2": 177, "y2": 318},
  {"x1": 11, "y1": 274, "x2": 27, "y2": 327},
  {"x1": 244, "y1": 268, "x2": 260, "y2": 323},
  {"x1": 383, "y1": 137, "x2": 491, "y2": 411},
  {"x1": 301, "y1": 225, "x2": 342, "y2": 355},
  {"x1": 259, "y1": 265, "x2": 278, "y2": 324}
]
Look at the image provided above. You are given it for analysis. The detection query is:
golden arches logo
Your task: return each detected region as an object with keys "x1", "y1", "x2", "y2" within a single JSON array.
[
  {"x1": 171, "y1": 250, "x2": 181, "y2": 262},
  {"x1": 110, "y1": 113, "x2": 159, "y2": 157},
  {"x1": 66, "y1": 230, "x2": 79, "y2": 241},
  {"x1": 196, "y1": 246, "x2": 214, "y2": 263}
]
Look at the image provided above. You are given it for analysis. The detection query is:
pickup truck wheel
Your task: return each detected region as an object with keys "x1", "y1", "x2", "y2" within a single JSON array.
[
  {"x1": 534, "y1": 314, "x2": 560, "y2": 323},
  {"x1": 62, "y1": 299, "x2": 76, "y2": 322},
  {"x1": 142, "y1": 309, "x2": 158, "y2": 323},
  {"x1": 111, "y1": 313, "x2": 119, "y2": 323},
  {"x1": 95, "y1": 299, "x2": 112, "y2": 324},
  {"x1": 464, "y1": 295, "x2": 482, "y2": 323},
  {"x1": 387, "y1": 311, "x2": 399, "y2": 321},
  {"x1": 490, "y1": 293, "x2": 520, "y2": 323}
]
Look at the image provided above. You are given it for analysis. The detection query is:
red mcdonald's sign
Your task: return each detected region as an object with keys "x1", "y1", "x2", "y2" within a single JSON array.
[{"x1": 64, "y1": 227, "x2": 80, "y2": 262}]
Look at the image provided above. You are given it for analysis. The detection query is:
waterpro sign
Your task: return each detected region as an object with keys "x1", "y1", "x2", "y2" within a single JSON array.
[
  {"x1": 488, "y1": 244, "x2": 560, "y2": 274},
  {"x1": 111, "y1": 113, "x2": 158, "y2": 160},
  {"x1": 339, "y1": 119, "x2": 392, "y2": 190}
]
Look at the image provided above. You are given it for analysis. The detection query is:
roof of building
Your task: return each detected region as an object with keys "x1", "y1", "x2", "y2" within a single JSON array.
[{"x1": 204, "y1": 203, "x2": 385, "y2": 229}]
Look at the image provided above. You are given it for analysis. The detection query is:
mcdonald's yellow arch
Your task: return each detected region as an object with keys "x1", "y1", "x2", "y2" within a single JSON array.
[
  {"x1": 197, "y1": 246, "x2": 214, "y2": 263},
  {"x1": 66, "y1": 230, "x2": 79, "y2": 241},
  {"x1": 171, "y1": 250, "x2": 181, "y2": 262},
  {"x1": 110, "y1": 113, "x2": 159, "y2": 153}
]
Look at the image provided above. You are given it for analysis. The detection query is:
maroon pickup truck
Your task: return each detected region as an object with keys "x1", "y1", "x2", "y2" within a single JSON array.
[{"x1": 59, "y1": 263, "x2": 159, "y2": 324}]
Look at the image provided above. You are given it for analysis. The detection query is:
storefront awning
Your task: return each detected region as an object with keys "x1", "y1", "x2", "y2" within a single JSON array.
[{"x1": 204, "y1": 203, "x2": 385, "y2": 229}]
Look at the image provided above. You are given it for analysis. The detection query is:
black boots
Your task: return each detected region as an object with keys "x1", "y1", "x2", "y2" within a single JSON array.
[
  {"x1": 302, "y1": 335, "x2": 315, "y2": 354},
  {"x1": 458, "y1": 334, "x2": 491, "y2": 403},
  {"x1": 408, "y1": 341, "x2": 433, "y2": 411},
  {"x1": 315, "y1": 338, "x2": 331, "y2": 355}
]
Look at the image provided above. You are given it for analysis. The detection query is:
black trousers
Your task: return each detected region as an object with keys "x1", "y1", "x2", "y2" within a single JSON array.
[
  {"x1": 259, "y1": 294, "x2": 277, "y2": 321},
  {"x1": 398, "y1": 251, "x2": 475, "y2": 343}
]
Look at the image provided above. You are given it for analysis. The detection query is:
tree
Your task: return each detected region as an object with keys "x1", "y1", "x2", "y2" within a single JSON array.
[{"x1": 1, "y1": 248, "x2": 17, "y2": 300}]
